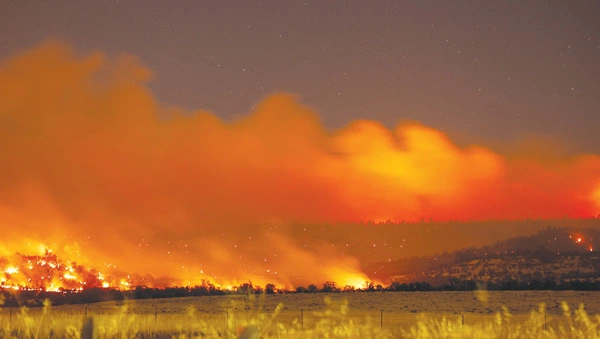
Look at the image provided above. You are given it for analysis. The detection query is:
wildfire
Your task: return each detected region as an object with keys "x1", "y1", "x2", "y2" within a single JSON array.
[
  {"x1": 0, "y1": 247, "x2": 377, "y2": 292},
  {"x1": 0, "y1": 249, "x2": 121, "y2": 292},
  {"x1": 0, "y1": 41, "x2": 599, "y2": 291},
  {"x1": 342, "y1": 275, "x2": 373, "y2": 290}
]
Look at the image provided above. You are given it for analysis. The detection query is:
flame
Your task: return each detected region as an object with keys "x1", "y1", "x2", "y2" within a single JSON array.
[
  {"x1": 4, "y1": 266, "x2": 18, "y2": 275},
  {"x1": 0, "y1": 249, "x2": 116, "y2": 291},
  {"x1": 0, "y1": 40, "x2": 599, "y2": 289},
  {"x1": 341, "y1": 275, "x2": 371, "y2": 290}
]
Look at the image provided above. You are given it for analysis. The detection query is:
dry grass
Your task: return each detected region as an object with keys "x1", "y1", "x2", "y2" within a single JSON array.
[{"x1": 1, "y1": 291, "x2": 600, "y2": 338}]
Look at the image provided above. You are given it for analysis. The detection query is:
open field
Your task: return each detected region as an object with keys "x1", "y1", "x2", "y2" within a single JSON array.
[{"x1": 2, "y1": 291, "x2": 600, "y2": 338}]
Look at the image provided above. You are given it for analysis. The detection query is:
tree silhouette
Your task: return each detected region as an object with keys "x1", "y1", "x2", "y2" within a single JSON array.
[
  {"x1": 321, "y1": 281, "x2": 339, "y2": 292},
  {"x1": 265, "y1": 283, "x2": 276, "y2": 294}
]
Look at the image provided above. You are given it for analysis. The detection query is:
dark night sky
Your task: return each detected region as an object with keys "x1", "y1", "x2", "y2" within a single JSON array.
[{"x1": 2, "y1": 0, "x2": 599, "y2": 153}]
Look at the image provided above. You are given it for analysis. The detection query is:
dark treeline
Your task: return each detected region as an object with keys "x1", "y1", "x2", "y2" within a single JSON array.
[{"x1": 3, "y1": 278, "x2": 600, "y2": 308}]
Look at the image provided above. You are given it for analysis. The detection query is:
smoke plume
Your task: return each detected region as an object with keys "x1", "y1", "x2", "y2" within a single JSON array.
[{"x1": 1, "y1": 41, "x2": 599, "y2": 289}]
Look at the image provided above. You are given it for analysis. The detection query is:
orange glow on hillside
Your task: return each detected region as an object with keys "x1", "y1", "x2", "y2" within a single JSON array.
[{"x1": 1, "y1": 41, "x2": 599, "y2": 290}]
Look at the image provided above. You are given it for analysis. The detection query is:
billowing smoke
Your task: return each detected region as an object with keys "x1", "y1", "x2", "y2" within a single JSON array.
[{"x1": 1, "y1": 41, "x2": 599, "y2": 289}]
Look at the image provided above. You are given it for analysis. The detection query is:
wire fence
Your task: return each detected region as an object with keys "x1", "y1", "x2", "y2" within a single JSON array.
[{"x1": 0, "y1": 298, "x2": 574, "y2": 338}]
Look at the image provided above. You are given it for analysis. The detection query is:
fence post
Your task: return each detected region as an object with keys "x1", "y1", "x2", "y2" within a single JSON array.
[
  {"x1": 155, "y1": 304, "x2": 158, "y2": 322},
  {"x1": 9, "y1": 306, "x2": 12, "y2": 328},
  {"x1": 380, "y1": 310, "x2": 383, "y2": 329},
  {"x1": 462, "y1": 313, "x2": 464, "y2": 326},
  {"x1": 544, "y1": 309, "x2": 546, "y2": 331},
  {"x1": 84, "y1": 304, "x2": 88, "y2": 317},
  {"x1": 81, "y1": 316, "x2": 97, "y2": 339},
  {"x1": 301, "y1": 309, "x2": 304, "y2": 331}
]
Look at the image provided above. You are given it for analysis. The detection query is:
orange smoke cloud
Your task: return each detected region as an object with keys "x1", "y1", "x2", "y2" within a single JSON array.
[{"x1": 1, "y1": 41, "x2": 599, "y2": 289}]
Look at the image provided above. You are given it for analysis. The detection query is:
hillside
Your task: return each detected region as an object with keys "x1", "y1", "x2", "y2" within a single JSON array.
[{"x1": 367, "y1": 226, "x2": 600, "y2": 287}]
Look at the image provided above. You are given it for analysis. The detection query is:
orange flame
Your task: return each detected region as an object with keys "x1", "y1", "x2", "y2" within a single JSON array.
[
  {"x1": 0, "y1": 249, "x2": 110, "y2": 291},
  {"x1": 0, "y1": 41, "x2": 599, "y2": 289}
]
